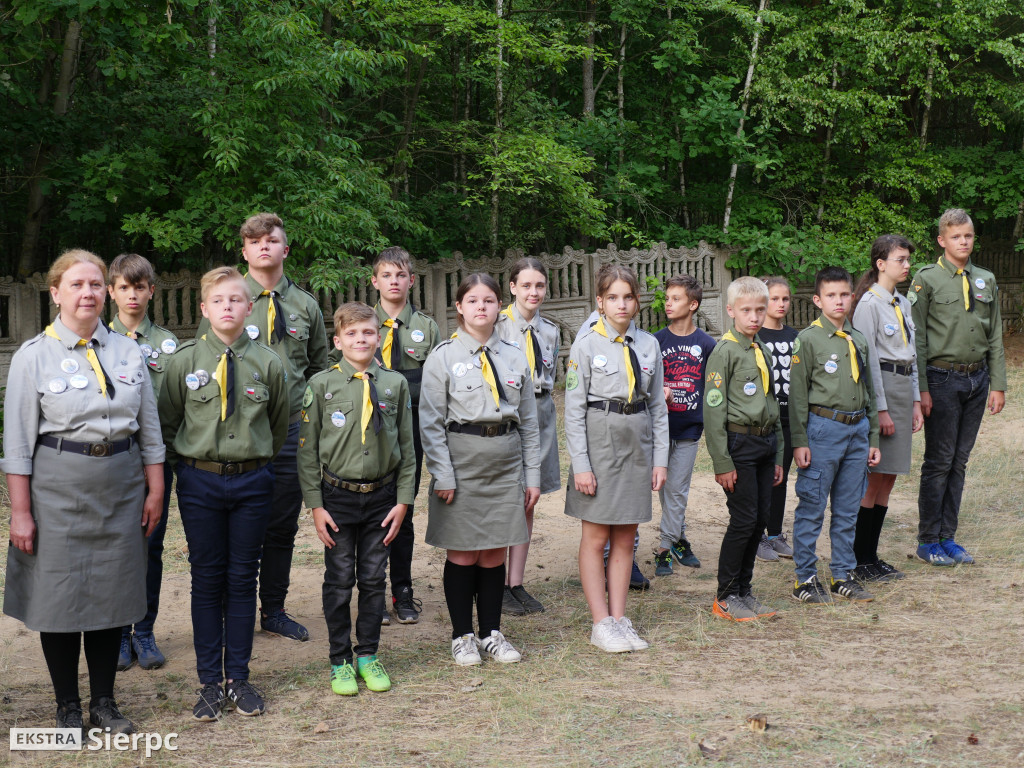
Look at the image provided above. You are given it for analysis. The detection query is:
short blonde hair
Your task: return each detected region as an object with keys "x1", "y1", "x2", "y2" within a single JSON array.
[
  {"x1": 240, "y1": 212, "x2": 287, "y2": 244},
  {"x1": 47, "y1": 249, "x2": 107, "y2": 289},
  {"x1": 333, "y1": 301, "x2": 377, "y2": 337},
  {"x1": 200, "y1": 266, "x2": 247, "y2": 301},
  {"x1": 726, "y1": 276, "x2": 769, "y2": 307},
  {"x1": 938, "y1": 208, "x2": 973, "y2": 235}
]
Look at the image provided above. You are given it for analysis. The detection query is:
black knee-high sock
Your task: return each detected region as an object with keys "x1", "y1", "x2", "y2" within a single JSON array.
[
  {"x1": 83, "y1": 627, "x2": 121, "y2": 705},
  {"x1": 40, "y1": 632, "x2": 82, "y2": 705},
  {"x1": 870, "y1": 504, "x2": 889, "y2": 563},
  {"x1": 853, "y1": 505, "x2": 874, "y2": 565},
  {"x1": 443, "y1": 561, "x2": 478, "y2": 639},
  {"x1": 476, "y1": 564, "x2": 506, "y2": 638}
]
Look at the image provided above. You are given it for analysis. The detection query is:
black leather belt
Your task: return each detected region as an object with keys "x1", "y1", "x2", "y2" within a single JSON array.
[
  {"x1": 446, "y1": 422, "x2": 517, "y2": 437},
  {"x1": 38, "y1": 435, "x2": 134, "y2": 458},
  {"x1": 587, "y1": 400, "x2": 648, "y2": 415},
  {"x1": 181, "y1": 457, "x2": 268, "y2": 475},
  {"x1": 322, "y1": 468, "x2": 395, "y2": 493},
  {"x1": 809, "y1": 405, "x2": 866, "y2": 425},
  {"x1": 879, "y1": 362, "x2": 913, "y2": 376},
  {"x1": 727, "y1": 423, "x2": 775, "y2": 437},
  {"x1": 929, "y1": 360, "x2": 985, "y2": 374}
]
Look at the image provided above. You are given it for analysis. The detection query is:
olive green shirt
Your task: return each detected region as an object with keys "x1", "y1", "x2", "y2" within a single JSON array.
[
  {"x1": 909, "y1": 256, "x2": 1006, "y2": 392},
  {"x1": 703, "y1": 325, "x2": 784, "y2": 473},
  {"x1": 109, "y1": 314, "x2": 179, "y2": 403},
  {"x1": 158, "y1": 331, "x2": 289, "y2": 464},
  {"x1": 196, "y1": 273, "x2": 329, "y2": 414},
  {"x1": 789, "y1": 314, "x2": 880, "y2": 450},
  {"x1": 327, "y1": 302, "x2": 441, "y2": 404},
  {"x1": 297, "y1": 359, "x2": 416, "y2": 509}
]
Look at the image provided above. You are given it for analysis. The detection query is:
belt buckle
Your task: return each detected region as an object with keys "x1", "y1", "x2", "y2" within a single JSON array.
[
  {"x1": 485, "y1": 425, "x2": 499, "y2": 437},
  {"x1": 90, "y1": 443, "x2": 110, "y2": 457},
  {"x1": 622, "y1": 403, "x2": 635, "y2": 415},
  {"x1": 224, "y1": 463, "x2": 239, "y2": 475},
  {"x1": 359, "y1": 483, "x2": 372, "y2": 493}
]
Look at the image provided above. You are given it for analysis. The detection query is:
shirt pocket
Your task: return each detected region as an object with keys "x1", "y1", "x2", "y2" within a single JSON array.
[
  {"x1": 589, "y1": 358, "x2": 620, "y2": 399},
  {"x1": 283, "y1": 323, "x2": 311, "y2": 366},
  {"x1": 322, "y1": 399, "x2": 355, "y2": 437},
  {"x1": 240, "y1": 382, "x2": 271, "y2": 413},
  {"x1": 111, "y1": 364, "x2": 146, "y2": 411},
  {"x1": 452, "y1": 370, "x2": 488, "y2": 413},
  {"x1": 402, "y1": 343, "x2": 431, "y2": 365},
  {"x1": 973, "y1": 286, "x2": 995, "y2": 319},
  {"x1": 500, "y1": 371, "x2": 525, "y2": 408},
  {"x1": 734, "y1": 366, "x2": 762, "y2": 401},
  {"x1": 379, "y1": 398, "x2": 400, "y2": 426},
  {"x1": 188, "y1": 384, "x2": 221, "y2": 413}
]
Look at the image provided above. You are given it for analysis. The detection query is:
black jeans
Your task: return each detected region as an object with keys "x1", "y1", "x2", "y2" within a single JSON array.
[
  {"x1": 259, "y1": 420, "x2": 302, "y2": 612},
  {"x1": 717, "y1": 432, "x2": 776, "y2": 600},
  {"x1": 387, "y1": 407, "x2": 422, "y2": 595},
  {"x1": 766, "y1": 421, "x2": 793, "y2": 537},
  {"x1": 321, "y1": 480, "x2": 394, "y2": 665},
  {"x1": 918, "y1": 366, "x2": 989, "y2": 543}
]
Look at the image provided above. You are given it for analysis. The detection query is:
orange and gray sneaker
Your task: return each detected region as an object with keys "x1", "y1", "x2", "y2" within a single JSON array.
[
  {"x1": 742, "y1": 593, "x2": 778, "y2": 619},
  {"x1": 712, "y1": 594, "x2": 758, "y2": 622}
]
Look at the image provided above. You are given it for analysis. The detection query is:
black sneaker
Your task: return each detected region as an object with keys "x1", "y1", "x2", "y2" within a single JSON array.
[
  {"x1": 831, "y1": 574, "x2": 875, "y2": 602},
  {"x1": 629, "y1": 559, "x2": 651, "y2": 591},
  {"x1": 852, "y1": 563, "x2": 885, "y2": 583},
  {"x1": 393, "y1": 586, "x2": 423, "y2": 624},
  {"x1": 260, "y1": 608, "x2": 309, "y2": 641},
  {"x1": 116, "y1": 632, "x2": 135, "y2": 672},
  {"x1": 510, "y1": 584, "x2": 545, "y2": 613},
  {"x1": 56, "y1": 700, "x2": 84, "y2": 731},
  {"x1": 89, "y1": 696, "x2": 134, "y2": 734},
  {"x1": 226, "y1": 680, "x2": 265, "y2": 716},
  {"x1": 192, "y1": 683, "x2": 225, "y2": 722},
  {"x1": 792, "y1": 575, "x2": 833, "y2": 604},
  {"x1": 502, "y1": 585, "x2": 527, "y2": 616},
  {"x1": 875, "y1": 559, "x2": 906, "y2": 580}
]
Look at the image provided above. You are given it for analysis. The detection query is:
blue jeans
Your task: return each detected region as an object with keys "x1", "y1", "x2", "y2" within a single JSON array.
[
  {"x1": 918, "y1": 366, "x2": 989, "y2": 543},
  {"x1": 321, "y1": 481, "x2": 394, "y2": 665},
  {"x1": 124, "y1": 462, "x2": 173, "y2": 636},
  {"x1": 176, "y1": 461, "x2": 274, "y2": 684},
  {"x1": 259, "y1": 420, "x2": 302, "y2": 612},
  {"x1": 793, "y1": 413, "x2": 870, "y2": 583}
]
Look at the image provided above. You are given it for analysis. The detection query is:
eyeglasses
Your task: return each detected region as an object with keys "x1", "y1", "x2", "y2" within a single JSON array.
[{"x1": 886, "y1": 258, "x2": 911, "y2": 265}]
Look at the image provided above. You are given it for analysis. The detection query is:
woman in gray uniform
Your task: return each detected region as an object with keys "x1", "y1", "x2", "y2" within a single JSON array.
[
  {"x1": 420, "y1": 273, "x2": 541, "y2": 666},
  {"x1": 496, "y1": 257, "x2": 560, "y2": 615},
  {"x1": 3, "y1": 250, "x2": 165, "y2": 733},
  {"x1": 564, "y1": 264, "x2": 669, "y2": 653},
  {"x1": 851, "y1": 235, "x2": 923, "y2": 582}
]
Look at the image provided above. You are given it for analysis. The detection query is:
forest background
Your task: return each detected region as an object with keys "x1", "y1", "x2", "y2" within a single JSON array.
[{"x1": 4, "y1": 0, "x2": 1024, "y2": 290}]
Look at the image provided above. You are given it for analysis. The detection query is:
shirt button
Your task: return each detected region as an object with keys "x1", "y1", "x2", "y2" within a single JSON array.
[
  {"x1": 229, "y1": 434, "x2": 235, "y2": 439},
  {"x1": 363, "y1": 450, "x2": 369, "y2": 455},
  {"x1": 101, "y1": 415, "x2": 107, "y2": 419}
]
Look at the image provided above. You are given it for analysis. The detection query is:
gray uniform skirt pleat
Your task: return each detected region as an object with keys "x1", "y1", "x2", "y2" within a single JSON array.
[
  {"x1": 564, "y1": 408, "x2": 654, "y2": 525},
  {"x1": 426, "y1": 430, "x2": 529, "y2": 550},
  {"x1": 536, "y1": 392, "x2": 561, "y2": 494},
  {"x1": 872, "y1": 369, "x2": 915, "y2": 475},
  {"x1": 3, "y1": 446, "x2": 147, "y2": 632}
]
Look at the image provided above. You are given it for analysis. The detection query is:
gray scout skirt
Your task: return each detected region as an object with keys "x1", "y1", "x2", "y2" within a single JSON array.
[
  {"x1": 3, "y1": 445, "x2": 147, "y2": 632},
  {"x1": 426, "y1": 429, "x2": 529, "y2": 551},
  {"x1": 872, "y1": 368, "x2": 915, "y2": 475},
  {"x1": 564, "y1": 407, "x2": 654, "y2": 525},
  {"x1": 537, "y1": 392, "x2": 561, "y2": 495}
]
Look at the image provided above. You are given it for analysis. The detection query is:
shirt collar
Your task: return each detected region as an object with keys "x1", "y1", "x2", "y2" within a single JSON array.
[
  {"x1": 454, "y1": 328, "x2": 502, "y2": 354},
  {"x1": 938, "y1": 255, "x2": 973, "y2": 276},
  {"x1": 201, "y1": 329, "x2": 252, "y2": 358},
  {"x1": 813, "y1": 312, "x2": 854, "y2": 337},
  {"x1": 245, "y1": 272, "x2": 289, "y2": 299},
  {"x1": 337, "y1": 357, "x2": 382, "y2": 381},
  {"x1": 110, "y1": 313, "x2": 155, "y2": 339},
  {"x1": 50, "y1": 316, "x2": 106, "y2": 349},
  {"x1": 375, "y1": 301, "x2": 413, "y2": 327}
]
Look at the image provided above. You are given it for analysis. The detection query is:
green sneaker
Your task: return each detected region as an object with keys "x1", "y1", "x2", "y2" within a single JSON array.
[
  {"x1": 330, "y1": 662, "x2": 358, "y2": 696},
  {"x1": 356, "y1": 655, "x2": 392, "y2": 692}
]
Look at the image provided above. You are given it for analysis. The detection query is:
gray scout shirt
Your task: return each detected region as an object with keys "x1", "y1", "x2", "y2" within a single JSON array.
[
  {"x1": 419, "y1": 329, "x2": 541, "y2": 490},
  {"x1": 497, "y1": 303, "x2": 560, "y2": 394},
  {"x1": 852, "y1": 284, "x2": 920, "y2": 412}
]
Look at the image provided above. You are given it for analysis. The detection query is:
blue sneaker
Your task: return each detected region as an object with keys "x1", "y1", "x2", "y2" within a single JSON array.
[
  {"x1": 940, "y1": 539, "x2": 975, "y2": 564},
  {"x1": 916, "y1": 542, "x2": 955, "y2": 566},
  {"x1": 261, "y1": 609, "x2": 310, "y2": 641},
  {"x1": 629, "y1": 559, "x2": 651, "y2": 591},
  {"x1": 654, "y1": 551, "x2": 673, "y2": 576},
  {"x1": 116, "y1": 633, "x2": 135, "y2": 672},
  {"x1": 131, "y1": 631, "x2": 166, "y2": 670},
  {"x1": 670, "y1": 538, "x2": 701, "y2": 568}
]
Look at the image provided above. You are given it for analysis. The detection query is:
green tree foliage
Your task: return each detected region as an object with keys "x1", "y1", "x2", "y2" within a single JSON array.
[{"x1": 1, "y1": 0, "x2": 1022, "y2": 281}]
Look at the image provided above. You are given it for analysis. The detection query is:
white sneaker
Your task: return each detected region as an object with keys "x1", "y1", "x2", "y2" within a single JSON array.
[
  {"x1": 616, "y1": 617, "x2": 649, "y2": 651},
  {"x1": 478, "y1": 630, "x2": 521, "y2": 663},
  {"x1": 451, "y1": 633, "x2": 482, "y2": 666},
  {"x1": 590, "y1": 616, "x2": 633, "y2": 653}
]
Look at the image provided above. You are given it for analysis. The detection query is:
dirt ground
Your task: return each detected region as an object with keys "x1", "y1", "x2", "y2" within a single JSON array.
[{"x1": 2, "y1": 341, "x2": 1024, "y2": 767}]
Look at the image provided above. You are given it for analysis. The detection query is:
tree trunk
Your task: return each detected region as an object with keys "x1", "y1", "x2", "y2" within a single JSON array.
[
  {"x1": 816, "y1": 63, "x2": 839, "y2": 225},
  {"x1": 392, "y1": 54, "x2": 428, "y2": 195},
  {"x1": 615, "y1": 24, "x2": 626, "y2": 229},
  {"x1": 675, "y1": 124, "x2": 690, "y2": 229},
  {"x1": 491, "y1": 0, "x2": 504, "y2": 257},
  {"x1": 1013, "y1": 131, "x2": 1024, "y2": 240},
  {"x1": 18, "y1": 20, "x2": 81, "y2": 278},
  {"x1": 207, "y1": 12, "x2": 217, "y2": 76},
  {"x1": 317, "y1": 9, "x2": 333, "y2": 152},
  {"x1": 582, "y1": 0, "x2": 596, "y2": 116},
  {"x1": 723, "y1": 0, "x2": 768, "y2": 236}
]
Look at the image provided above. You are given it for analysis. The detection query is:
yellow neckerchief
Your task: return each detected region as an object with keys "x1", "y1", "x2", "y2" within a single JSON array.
[
  {"x1": 722, "y1": 329, "x2": 770, "y2": 395},
  {"x1": 937, "y1": 256, "x2": 971, "y2": 311},
  {"x1": 501, "y1": 303, "x2": 537, "y2": 379},
  {"x1": 811, "y1": 318, "x2": 859, "y2": 382},
  {"x1": 451, "y1": 331, "x2": 502, "y2": 407},
  {"x1": 109, "y1": 321, "x2": 137, "y2": 340},
  {"x1": 46, "y1": 324, "x2": 107, "y2": 397},
  {"x1": 868, "y1": 287, "x2": 908, "y2": 346},
  {"x1": 380, "y1": 318, "x2": 396, "y2": 368},
  {"x1": 214, "y1": 349, "x2": 231, "y2": 420},
  {"x1": 592, "y1": 316, "x2": 636, "y2": 402},
  {"x1": 351, "y1": 370, "x2": 376, "y2": 445}
]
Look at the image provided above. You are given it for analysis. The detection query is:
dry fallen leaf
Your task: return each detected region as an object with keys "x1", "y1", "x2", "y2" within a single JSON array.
[
  {"x1": 967, "y1": 733, "x2": 979, "y2": 745},
  {"x1": 746, "y1": 714, "x2": 768, "y2": 733},
  {"x1": 698, "y1": 739, "x2": 720, "y2": 759},
  {"x1": 460, "y1": 677, "x2": 484, "y2": 693},
  {"x1": 313, "y1": 722, "x2": 329, "y2": 734}
]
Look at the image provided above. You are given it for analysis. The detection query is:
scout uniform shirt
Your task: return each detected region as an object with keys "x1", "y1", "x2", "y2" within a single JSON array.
[
  {"x1": 196, "y1": 273, "x2": 329, "y2": 416},
  {"x1": 497, "y1": 303, "x2": 559, "y2": 394},
  {"x1": 158, "y1": 331, "x2": 289, "y2": 464},
  {"x1": 2, "y1": 317, "x2": 165, "y2": 475},
  {"x1": 702, "y1": 325, "x2": 783, "y2": 474},
  {"x1": 789, "y1": 313, "x2": 880, "y2": 450},
  {"x1": 909, "y1": 255, "x2": 1007, "y2": 393},
  {"x1": 563, "y1": 318, "x2": 670, "y2": 474},
  {"x1": 851, "y1": 284, "x2": 919, "y2": 411},
  {"x1": 419, "y1": 330, "x2": 541, "y2": 490},
  {"x1": 110, "y1": 314, "x2": 179, "y2": 402},
  {"x1": 297, "y1": 359, "x2": 416, "y2": 509}
]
